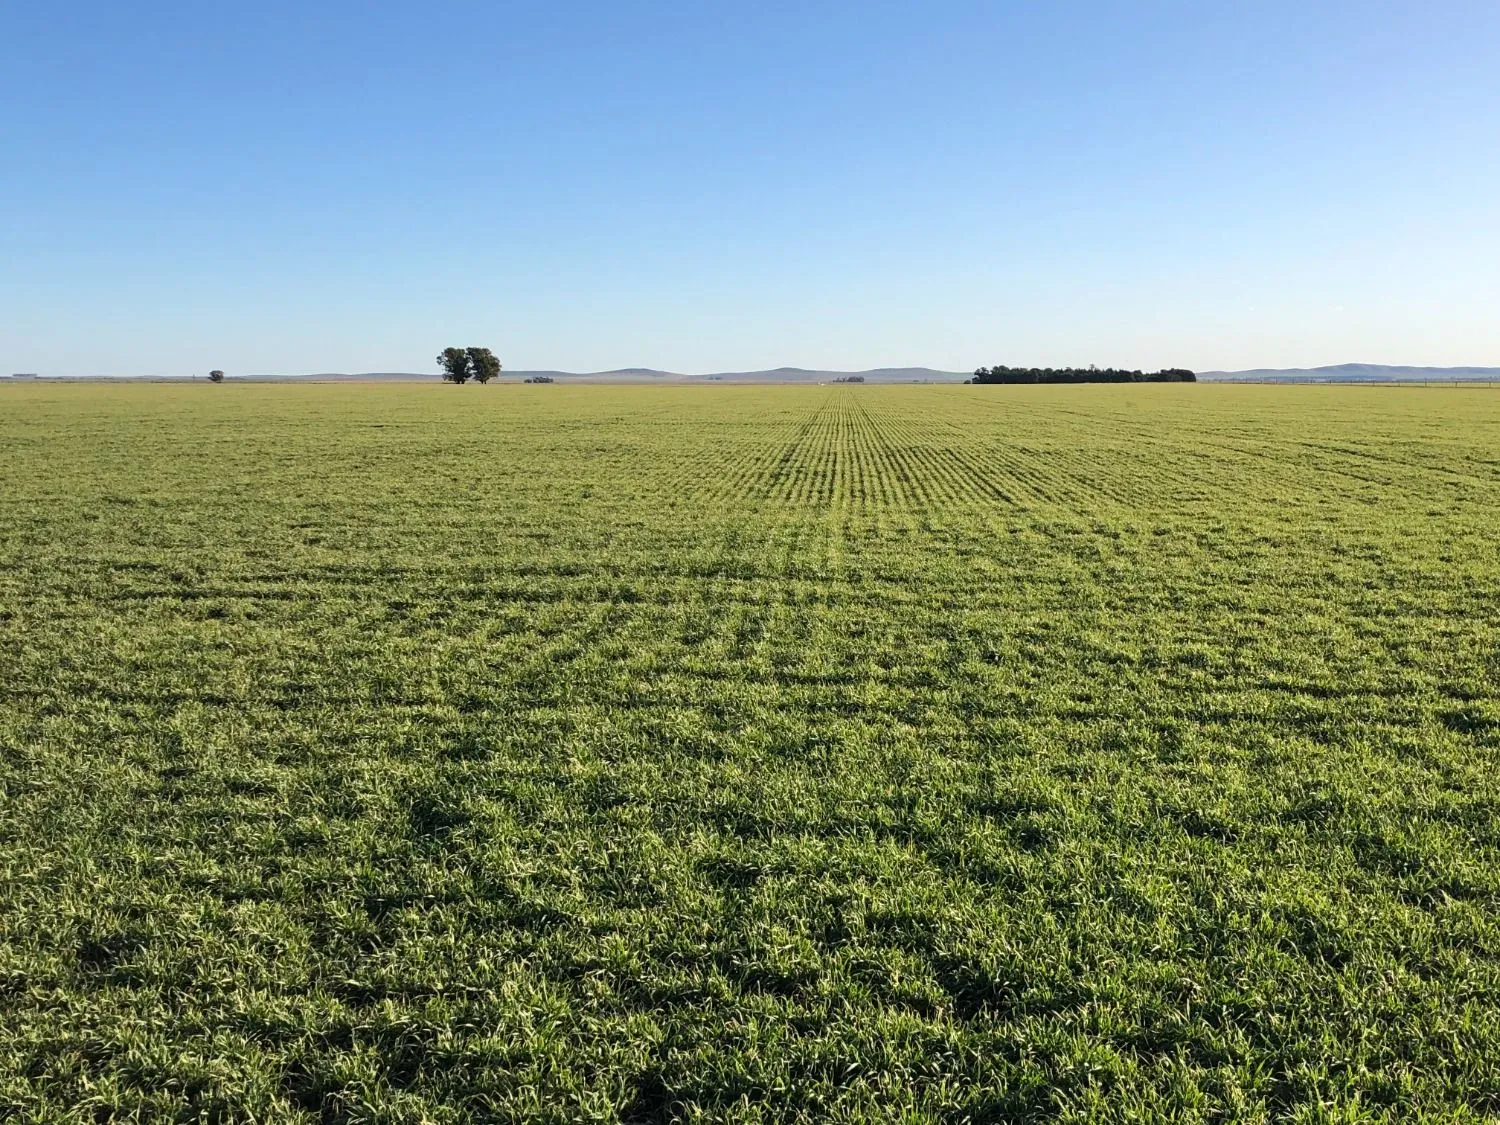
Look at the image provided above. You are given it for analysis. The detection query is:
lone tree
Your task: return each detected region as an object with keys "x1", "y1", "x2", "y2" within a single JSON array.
[
  {"x1": 467, "y1": 347, "x2": 501, "y2": 384},
  {"x1": 208, "y1": 370, "x2": 225, "y2": 383},
  {"x1": 437, "y1": 348, "x2": 471, "y2": 383}
]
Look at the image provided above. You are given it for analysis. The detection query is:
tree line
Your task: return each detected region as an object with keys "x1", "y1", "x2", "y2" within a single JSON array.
[{"x1": 967, "y1": 365, "x2": 1195, "y2": 384}]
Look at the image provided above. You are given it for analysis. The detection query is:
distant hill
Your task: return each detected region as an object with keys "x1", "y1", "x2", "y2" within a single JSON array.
[
  {"x1": 235, "y1": 370, "x2": 685, "y2": 382},
  {"x1": 266, "y1": 367, "x2": 965, "y2": 384},
  {"x1": 14, "y1": 364, "x2": 1497, "y2": 384},
  {"x1": 683, "y1": 367, "x2": 965, "y2": 384},
  {"x1": 1200, "y1": 364, "x2": 1500, "y2": 382},
  {"x1": 508, "y1": 369, "x2": 685, "y2": 382}
]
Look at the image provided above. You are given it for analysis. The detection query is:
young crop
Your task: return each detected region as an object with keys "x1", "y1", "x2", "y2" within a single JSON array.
[{"x1": 0, "y1": 382, "x2": 1498, "y2": 1122}]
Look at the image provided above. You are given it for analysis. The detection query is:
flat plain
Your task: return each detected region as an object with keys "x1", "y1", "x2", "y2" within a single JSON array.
[{"x1": 2, "y1": 382, "x2": 1499, "y2": 1123}]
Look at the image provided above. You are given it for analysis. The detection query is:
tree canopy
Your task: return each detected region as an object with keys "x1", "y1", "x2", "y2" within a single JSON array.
[
  {"x1": 467, "y1": 348, "x2": 501, "y2": 384},
  {"x1": 437, "y1": 348, "x2": 470, "y2": 383},
  {"x1": 437, "y1": 347, "x2": 502, "y2": 384}
]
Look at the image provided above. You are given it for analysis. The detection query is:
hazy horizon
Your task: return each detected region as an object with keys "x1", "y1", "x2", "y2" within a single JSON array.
[{"x1": 13, "y1": 361, "x2": 1500, "y2": 383}]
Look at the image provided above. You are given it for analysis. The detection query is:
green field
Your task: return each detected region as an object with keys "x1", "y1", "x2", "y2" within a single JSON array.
[{"x1": 2, "y1": 383, "x2": 1499, "y2": 1122}]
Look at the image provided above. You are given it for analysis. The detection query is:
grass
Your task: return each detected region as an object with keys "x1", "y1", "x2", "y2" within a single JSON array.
[{"x1": 1, "y1": 382, "x2": 1499, "y2": 1123}]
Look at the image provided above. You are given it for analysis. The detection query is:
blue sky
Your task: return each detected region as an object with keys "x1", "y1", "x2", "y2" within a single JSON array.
[{"x1": 3, "y1": 1, "x2": 1498, "y2": 376}]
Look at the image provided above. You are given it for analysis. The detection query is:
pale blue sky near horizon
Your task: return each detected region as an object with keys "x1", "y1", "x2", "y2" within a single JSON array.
[{"x1": 3, "y1": 1, "x2": 1498, "y2": 377}]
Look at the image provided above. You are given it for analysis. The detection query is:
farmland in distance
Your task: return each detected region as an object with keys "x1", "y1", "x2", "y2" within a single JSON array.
[{"x1": 2, "y1": 383, "x2": 1500, "y2": 1122}]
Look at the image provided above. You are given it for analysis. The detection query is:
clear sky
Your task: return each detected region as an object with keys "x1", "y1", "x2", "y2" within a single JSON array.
[{"x1": 3, "y1": 1, "x2": 1498, "y2": 377}]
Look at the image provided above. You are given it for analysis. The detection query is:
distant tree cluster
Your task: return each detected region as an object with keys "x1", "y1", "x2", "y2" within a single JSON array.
[
  {"x1": 524, "y1": 376, "x2": 555, "y2": 383},
  {"x1": 832, "y1": 375, "x2": 865, "y2": 383},
  {"x1": 208, "y1": 370, "x2": 225, "y2": 383},
  {"x1": 968, "y1": 365, "x2": 1195, "y2": 384},
  {"x1": 437, "y1": 347, "x2": 502, "y2": 384}
]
